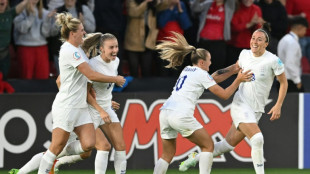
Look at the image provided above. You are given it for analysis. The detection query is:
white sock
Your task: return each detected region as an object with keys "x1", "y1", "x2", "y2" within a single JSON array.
[
  {"x1": 95, "y1": 151, "x2": 109, "y2": 174},
  {"x1": 38, "y1": 150, "x2": 56, "y2": 174},
  {"x1": 199, "y1": 152, "x2": 213, "y2": 174},
  {"x1": 153, "y1": 158, "x2": 169, "y2": 174},
  {"x1": 250, "y1": 132, "x2": 265, "y2": 174},
  {"x1": 18, "y1": 152, "x2": 44, "y2": 174},
  {"x1": 213, "y1": 139, "x2": 234, "y2": 157},
  {"x1": 55, "y1": 155, "x2": 83, "y2": 169},
  {"x1": 57, "y1": 140, "x2": 84, "y2": 158},
  {"x1": 114, "y1": 151, "x2": 127, "y2": 174}
]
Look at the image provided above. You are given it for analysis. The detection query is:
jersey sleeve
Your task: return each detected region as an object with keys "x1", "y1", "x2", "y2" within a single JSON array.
[
  {"x1": 67, "y1": 49, "x2": 86, "y2": 68},
  {"x1": 272, "y1": 57, "x2": 285, "y2": 76},
  {"x1": 201, "y1": 71, "x2": 217, "y2": 89}
]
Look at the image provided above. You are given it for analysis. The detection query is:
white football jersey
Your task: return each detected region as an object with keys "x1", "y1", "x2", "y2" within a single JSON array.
[
  {"x1": 235, "y1": 49, "x2": 285, "y2": 112},
  {"x1": 52, "y1": 42, "x2": 89, "y2": 108},
  {"x1": 88, "y1": 55, "x2": 119, "y2": 108},
  {"x1": 161, "y1": 66, "x2": 216, "y2": 114}
]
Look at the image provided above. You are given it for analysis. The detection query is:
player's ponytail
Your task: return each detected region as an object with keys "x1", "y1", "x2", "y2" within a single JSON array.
[
  {"x1": 82, "y1": 32, "x2": 102, "y2": 58},
  {"x1": 156, "y1": 32, "x2": 209, "y2": 69},
  {"x1": 82, "y1": 33, "x2": 117, "y2": 58}
]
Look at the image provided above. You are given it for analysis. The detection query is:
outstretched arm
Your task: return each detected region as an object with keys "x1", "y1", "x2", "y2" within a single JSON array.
[
  {"x1": 268, "y1": 72, "x2": 288, "y2": 121},
  {"x1": 211, "y1": 62, "x2": 240, "y2": 83},
  {"x1": 209, "y1": 70, "x2": 252, "y2": 100}
]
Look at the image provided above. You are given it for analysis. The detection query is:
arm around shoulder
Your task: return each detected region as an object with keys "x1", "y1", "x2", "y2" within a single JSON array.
[{"x1": 77, "y1": 62, "x2": 126, "y2": 86}]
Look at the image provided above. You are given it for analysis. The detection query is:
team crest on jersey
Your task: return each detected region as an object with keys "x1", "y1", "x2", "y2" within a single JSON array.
[
  {"x1": 207, "y1": 74, "x2": 214, "y2": 81},
  {"x1": 73, "y1": 52, "x2": 81, "y2": 60},
  {"x1": 277, "y1": 58, "x2": 283, "y2": 66}
]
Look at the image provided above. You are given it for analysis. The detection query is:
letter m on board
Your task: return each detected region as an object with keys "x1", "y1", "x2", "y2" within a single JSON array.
[{"x1": 119, "y1": 99, "x2": 252, "y2": 164}]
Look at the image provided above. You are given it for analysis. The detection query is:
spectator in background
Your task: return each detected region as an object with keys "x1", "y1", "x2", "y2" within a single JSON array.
[
  {"x1": 78, "y1": 0, "x2": 93, "y2": 12},
  {"x1": 190, "y1": 0, "x2": 235, "y2": 74},
  {"x1": 48, "y1": 0, "x2": 95, "y2": 75},
  {"x1": 0, "y1": 0, "x2": 28, "y2": 80},
  {"x1": 46, "y1": 0, "x2": 63, "y2": 10},
  {"x1": 256, "y1": 0, "x2": 288, "y2": 54},
  {"x1": 156, "y1": 0, "x2": 192, "y2": 76},
  {"x1": 124, "y1": 0, "x2": 169, "y2": 78},
  {"x1": 278, "y1": 17, "x2": 308, "y2": 92},
  {"x1": 286, "y1": 0, "x2": 310, "y2": 63},
  {"x1": 14, "y1": 0, "x2": 55, "y2": 79},
  {"x1": 227, "y1": 0, "x2": 264, "y2": 66},
  {"x1": 94, "y1": 0, "x2": 125, "y2": 75},
  {"x1": 47, "y1": 0, "x2": 93, "y2": 11}
]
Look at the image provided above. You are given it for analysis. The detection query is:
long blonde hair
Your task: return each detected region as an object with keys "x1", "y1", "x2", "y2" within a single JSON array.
[
  {"x1": 82, "y1": 32, "x2": 117, "y2": 58},
  {"x1": 156, "y1": 32, "x2": 209, "y2": 69},
  {"x1": 56, "y1": 13, "x2": 81, "y2": 42}
]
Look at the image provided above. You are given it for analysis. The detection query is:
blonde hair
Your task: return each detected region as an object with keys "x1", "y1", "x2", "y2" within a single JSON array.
[
  {"x1": 156, "y1": 32, "x2": 209, "y2": 69},
  {"x1": 26, "y1": 0, "x2": 43, "y2": 19},
  {"x1": 56, "y1": 13, "x2": 81, "y2": 42},
  {"x1": 82, "y1": 32, "x2": 117, "y2": 58}
]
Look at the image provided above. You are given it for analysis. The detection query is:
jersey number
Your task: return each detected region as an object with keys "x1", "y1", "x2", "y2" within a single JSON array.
[{"x1": 176, "y1": 75, "x2": 187, "y2": 91}]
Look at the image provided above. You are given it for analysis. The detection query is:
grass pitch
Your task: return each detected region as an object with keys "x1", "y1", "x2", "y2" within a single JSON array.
[{"x1": 1, "y1": 168, "x2": 310, "y2": 174}]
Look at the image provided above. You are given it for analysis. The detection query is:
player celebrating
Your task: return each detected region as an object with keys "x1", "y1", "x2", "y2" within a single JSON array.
[
  {"x1": 37, "y1": 13, "x2": 125, "y2": 174},
  {"x1": 82, "y1": 32, "x2": 127, "y2": 174},
  {"x1": 153, "y1": 32, "x2": 252, "y2": 174},
  {"x1": 179, "y1": 24, "x2": 288, "y2": 174},
  {"x1": 8, "y1": 32, "x2": 126, "y2": 174}
]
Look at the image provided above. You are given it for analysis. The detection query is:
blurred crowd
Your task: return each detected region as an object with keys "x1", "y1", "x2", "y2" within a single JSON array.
[{"x1": 0, "y1": 0, "x2": 310, "y2": 81}]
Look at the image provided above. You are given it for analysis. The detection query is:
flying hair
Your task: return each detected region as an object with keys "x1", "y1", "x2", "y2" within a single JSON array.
[{"x1": 156, "y1": 32, "x2": 197, "y2": 69}]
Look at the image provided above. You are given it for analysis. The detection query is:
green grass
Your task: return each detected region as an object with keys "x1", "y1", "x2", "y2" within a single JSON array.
[{"x1": 2, "y1": 169, "x2": 310, "y2": 174}]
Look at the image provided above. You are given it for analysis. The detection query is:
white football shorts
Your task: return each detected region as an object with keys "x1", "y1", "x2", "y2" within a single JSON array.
[
  {"x1": 52, "y1": 107, "x2": 93, "y2": 132},
  {"x1": 230, "y1": 99, "x2": 262, "y2": 129},
  {"x1": 160, "y1": 109, "x2": 203, "y2": 139},
  {"x1": 88, "y1": 106, "x2": 120, "y2": 128}
]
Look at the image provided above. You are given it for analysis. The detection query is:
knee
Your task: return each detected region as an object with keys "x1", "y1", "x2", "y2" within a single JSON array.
[
  {"x1": 80, "y1": 151, "x2": 92, "y2": 159},
  {"x1": 250, "y1": 132, "x2": 264, "y2": 149},
  {"x1": 200, "y1": 143, "x2": 214, "y2": 152},
  {"x1": 50, "y1": 142, "x2": 67, "y2": 155},
  {"x1": 114, "y1": 142, "x2": 126, "y2": 151},
  {"x1": 161, "y1": 152, "x2": 175, "y2": 163},
  {"x1": 198, "y1": 139, "x2": 214, "y2": 152},
  {"x1": 96, "y1": 141, "x2": 111, "y2": 151},
  {"x1": 81, "y1": 141, "x2": 95, "y2": 152}
]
